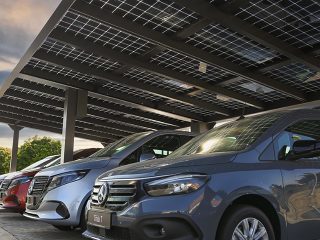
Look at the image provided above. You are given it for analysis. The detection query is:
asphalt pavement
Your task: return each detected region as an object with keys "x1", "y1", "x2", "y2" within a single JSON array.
[{"x1": 0, "y1": 208, "x2": 85, "y2": 240}]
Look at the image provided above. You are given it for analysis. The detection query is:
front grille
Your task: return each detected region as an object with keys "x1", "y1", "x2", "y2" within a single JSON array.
[
  {"x1": 0, "y1": 179, "x2": 11, "y2": 191},
  {"x1": 92, "y1": 180, "x2": 137, "y2": 211},
  {"x1": 87, "y1": 225, "x2": 132, "y2": 240},
  {"x1": 30, "y1": 176, "x2": 49, "y2": 195}
]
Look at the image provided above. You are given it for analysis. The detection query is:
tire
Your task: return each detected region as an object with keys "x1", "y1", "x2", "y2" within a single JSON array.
[
  {"x1": 217, "y1": 205, "x2": 275, "y2": 240},
  {"x1": 53, "y1": 225, "x2": 73, "y2": 231}
]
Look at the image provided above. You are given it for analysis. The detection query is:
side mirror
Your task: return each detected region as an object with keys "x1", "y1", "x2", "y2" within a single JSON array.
[
  {"x1": 139, "y1": 153, "x2": 156, "y2": 162},
  {"x1": 287, "y1": 140, "x2": 320, "y2": 161}
]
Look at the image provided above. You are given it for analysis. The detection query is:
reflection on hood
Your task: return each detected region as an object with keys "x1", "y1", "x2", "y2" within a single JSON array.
[{"x1": 99, "y1": 152, "x2": 236, "y2": 180}]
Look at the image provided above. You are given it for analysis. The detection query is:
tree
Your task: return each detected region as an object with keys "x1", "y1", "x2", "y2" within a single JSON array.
[
  {"x1": 0, "y1": 147, "x2": 11, "y2": 174},
  {"x1": 17, "y1": 136, "x2": 61, "y2": 170}
]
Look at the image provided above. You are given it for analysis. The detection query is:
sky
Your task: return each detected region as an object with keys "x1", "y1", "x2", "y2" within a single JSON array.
[{"x1": 0, "y1": 0, "x2": 103, "y2": 150}]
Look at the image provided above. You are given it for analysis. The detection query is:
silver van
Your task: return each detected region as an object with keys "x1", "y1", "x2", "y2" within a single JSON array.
[{"x1": 24, "y1": 130, "x2": 195, "y2": 231}]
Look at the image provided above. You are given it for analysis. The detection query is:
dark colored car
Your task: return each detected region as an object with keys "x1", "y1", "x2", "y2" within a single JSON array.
[
  {"x1": 1, "y1": 148, "x2": 100, "y2": 212},
  {"x1": 84, "y1": 109, "x2": 320, "y2": 240}
]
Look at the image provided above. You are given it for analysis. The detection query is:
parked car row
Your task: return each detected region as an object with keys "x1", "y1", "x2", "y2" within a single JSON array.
[{"x1": 2, "y1": 109, "x2": 320, "y2": 240}]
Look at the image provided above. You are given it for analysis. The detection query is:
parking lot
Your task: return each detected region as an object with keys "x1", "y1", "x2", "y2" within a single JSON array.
[{"x1": 0, "y1": 209, "x2": 84, "y2": 240}]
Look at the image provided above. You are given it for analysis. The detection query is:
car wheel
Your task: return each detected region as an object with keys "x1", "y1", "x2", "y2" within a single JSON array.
[
  {"x1": 53, "y1": 225, "x2": 73, "y2": 231},
  {"x1": 217, "y1": 205, "x2": 275, "y2": 240}
]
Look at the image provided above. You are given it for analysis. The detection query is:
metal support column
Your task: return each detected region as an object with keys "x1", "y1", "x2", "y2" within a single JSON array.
[
  {"x1": 190, "y1": 121, "x2": 214, "y2": 134},
  {"x1": 61, "y1": 88, "x2": 88, "y2": 163},
  {"x1": 9, "y1": 124, "x2": 23, "y2": 172}
]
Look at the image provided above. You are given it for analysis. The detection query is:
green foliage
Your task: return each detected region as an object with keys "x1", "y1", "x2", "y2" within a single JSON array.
[
  {"x1": 0, "y1": 147, "x2": 11, "y2": 174},
  {"x1": 17, "y1": 136, "x2": 61, "y2": 171}
]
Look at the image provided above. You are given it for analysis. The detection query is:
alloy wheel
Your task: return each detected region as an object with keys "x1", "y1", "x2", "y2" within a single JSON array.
[{"x1": 232, "y1": 217, "x2": 269, "y2": 240}]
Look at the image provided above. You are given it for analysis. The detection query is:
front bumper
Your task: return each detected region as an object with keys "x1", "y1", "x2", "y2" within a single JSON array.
[
  {"x1": 2, "y1": 182, "x2": 30, "y2": 211},
  {"x1": 83, "y1": 187, "x2": 221, "y2": 240},
  {"x1": 84, "y1": 214, "x2": 201, "y2": 240},
  {"x1": 24, "y1": 178, "x2": 92, "y2": 226}
]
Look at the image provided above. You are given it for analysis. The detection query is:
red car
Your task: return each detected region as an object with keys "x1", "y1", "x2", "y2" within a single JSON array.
[{"x1": 1, "y1": 148, "x2": 100, "y2": 213}]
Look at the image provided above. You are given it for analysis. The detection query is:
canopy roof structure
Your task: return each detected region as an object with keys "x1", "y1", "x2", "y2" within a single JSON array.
[{"x1": 0, "y1": 0, "x2": 320, "y2": 144}]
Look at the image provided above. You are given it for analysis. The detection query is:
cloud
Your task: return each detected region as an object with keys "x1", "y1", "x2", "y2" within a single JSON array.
[{"x1": 0, "y1": 0, "x2": 61, "y2": 71}]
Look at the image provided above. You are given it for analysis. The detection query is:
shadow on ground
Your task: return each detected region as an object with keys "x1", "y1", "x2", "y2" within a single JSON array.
[{"x1": 0, "y1": 210, "x2": 85, "y2": 240}]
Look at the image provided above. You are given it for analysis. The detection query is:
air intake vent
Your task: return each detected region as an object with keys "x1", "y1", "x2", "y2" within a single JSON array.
[
  {"x1": 30, "y1": 176, "x2": 49, "y2": 195},
  {"x1": 0, "y1": 179, "x2": 11, "y2": 191}
]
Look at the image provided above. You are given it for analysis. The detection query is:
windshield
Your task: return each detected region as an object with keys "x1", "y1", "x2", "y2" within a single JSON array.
[
  {"x1": 44, "y1": 158, "x2": 61, "y2": 168},
  {"x1": 90, "y1": 132, "x2": 151, "y2": 158},
  {"x1": 23, "y1": 155, "x2": 59, "y2": 170},
  {"x1": 170, "y1": 113, "x2": 283, "y2": 158}
]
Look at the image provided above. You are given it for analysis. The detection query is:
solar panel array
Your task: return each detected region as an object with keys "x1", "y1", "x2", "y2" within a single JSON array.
[{"x1": 1, "y1": 0, "x2": 320, "y2": 143}]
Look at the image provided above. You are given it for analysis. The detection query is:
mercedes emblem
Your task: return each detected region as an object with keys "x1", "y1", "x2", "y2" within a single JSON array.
[{"x1": 97, "y1": 182, "x2": 109, "y2": 205}]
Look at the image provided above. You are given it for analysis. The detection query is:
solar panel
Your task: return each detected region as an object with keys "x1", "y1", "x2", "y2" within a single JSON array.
[
  {"x1": 57, "y1": 11, "x2": 155, "y2": 55},
  {"x1": 264, "y1": 63, "x2": 320, "y2": 92},
  {"x1": 224, "y1": 79, "x2": 291, "y2": 102},
  {"x1": 81, "y1": 0, "x2": 200, "y2": 34},
  {"x1": 165, "y1": 100, "x2": 216, "y2": 117},
  {"x1": 42, "y1": 39, "x2": 122, "y2": 72},
  {"x1": 28, "y1": 59, "x2": 98, "y2": 84},
  {"x1": 191, "y1": 90, "x2": 249, "y2": 110},
  {"x1": 124, "y1": 67, "x2": 194, "y2": 94},
  {"x1": 187, "y1": 23, "x2": 282, "y2": 68},
  {"x1": 235, "y1": 0, "x2": 320, "y2": 49},
  {"x1": 151, "y1": 49, "x2": 236, "y2": 84}
]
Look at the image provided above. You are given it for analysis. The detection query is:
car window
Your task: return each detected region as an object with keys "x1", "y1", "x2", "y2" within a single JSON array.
[
  {"x1": 23, "y1": 155, "x2": 59, "y2": 170},
  {"x1": 73, "y1": 148, "x2": 100, "y2": 160},
  {"x1": 141, "y1": 135, "x2": 181, "y2": 158},
  {"x1": 180, "y1": 135, "x2": 194, "y2": 146},
  {"x1": 275, "y1": 120, "x2": 320, "y2": 160},
  {"x1": 90, "y1": 132, "x2": 151, "y2": 158},
  {"x1": 119, "y1": 134, "x2": 187, "y2": 166}
]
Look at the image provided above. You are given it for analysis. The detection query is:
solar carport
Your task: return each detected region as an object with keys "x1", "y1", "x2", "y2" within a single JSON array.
[{"x1": 0, "y1": 0, "x2": 319, "y2": 171}]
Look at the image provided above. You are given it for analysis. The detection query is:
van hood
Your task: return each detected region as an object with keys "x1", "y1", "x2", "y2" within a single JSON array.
[
  {"x1": 36, "y1": 157, "x2": 113, "y2": 177},
  {"x1": 3, "y1": 171, "x2": 22, "y2": 180},
  {"x1": 99, "y1": 152, "x2": 236, "y2": 180}
]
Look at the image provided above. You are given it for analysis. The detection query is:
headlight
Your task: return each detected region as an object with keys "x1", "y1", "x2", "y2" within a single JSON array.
[
  {"x1": 9, "y1": 176, "x2": 31, "y2": 188},
  {"x1": 145, "y1": 174, "x2": 208, "y2": 197},
  {"x1": 47, "y1": 170, "x2": 89, "y2": 191}
]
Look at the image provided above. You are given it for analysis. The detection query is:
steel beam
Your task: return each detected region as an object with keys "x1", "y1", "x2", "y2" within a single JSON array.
[
  {"x1": 12, "y1": 78, "x2": 186, "y2": 127},
  {"x1": 0, "y1": 116, "x2": 110, "y2": 144},
  {"x1": 71, "y1": 1, "x2": 305, "y2": 101},
  {"x1": 34, "y1": 47, "x2": 233, "y2": 116},
  {"x1": 8, "y1": 124, "x2": 23, "y2": 172},
  {"x1": 190, "y1": 121, "x2": 214, "y2": 134},
  {"x1": 50, "y1": 28, "x2": 264, "y2": 110},
  {"x1": 61, "y1": 88, "x2": 77, "y2": 163},
  {"x1": 175, "y1": 0, "x2": 320, "y2": 72},
  {"x1": 0, "y1": 96, "x2": 143, "y2": 134},
  {"x1": 19, "y1": 70, "x2": 201, "y2": 122},
  {"x1": 4, "y1": 86, "x2": 168, "y2": 130},
  {"x1": 0, "y1": 111, "x2": 113, "y2": 143}
]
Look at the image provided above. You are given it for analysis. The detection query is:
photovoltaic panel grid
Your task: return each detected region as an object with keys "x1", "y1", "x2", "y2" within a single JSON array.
[
  {"x1": 264, "y1": 63, "x2": 320, "y2": 92},
  {"x1": 57, "y1": 11, "x2": 155, "y2": 55},
  {"x1": 80, "y1": 0, "x2": 200, "y2": 34},
  {"x1": 151, "y1": 49, "x2": 236, "y2": 84},
  {"x1": 124, "y1": 67, "x2": 195, "y2": 94},
  {"x1": 187, "y1": 23, "x2": 283, "y2": 69},
  {"x1": 42, "y1": 38, "x2": 122, "y2": 72},
  {"x1": 2, "y1": 0, "x2": 320, "y2": 142},
  {"x1": 224, "y1": 79, "x2": 291, "y2": 103},
  {"x1": 235, "y1": 0, "x2": 320, "y2": 49}
]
